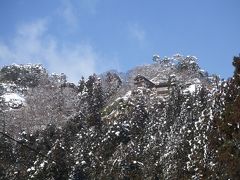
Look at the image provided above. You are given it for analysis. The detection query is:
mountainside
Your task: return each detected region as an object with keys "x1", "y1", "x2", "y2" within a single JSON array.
[{"x1": 0, "y1": 54, "x2": 239, "y2": 179}]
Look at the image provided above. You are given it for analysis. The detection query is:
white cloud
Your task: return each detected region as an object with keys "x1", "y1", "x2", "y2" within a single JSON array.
[
  {"x1": 0, "y1": 19, "x2": 107, "y2": 83},
  {"x1": 129, "y1": 23, "x2": 146, "y2": 45},
  {"x1": 0, "y1": 43, "x2": 13, "y2": 63},
  {"x1": 0, "y1": 0, "x2": 118, "y2": 83},
  {"x1": 59, "y1": 0, "x2": 78, "y2": 29},
  {"x1": 80, "y1": 0, "x2": 99, "y2": 14},
  {"x1": 58, "y1": 0, "x2": 99, "y2": 30}
]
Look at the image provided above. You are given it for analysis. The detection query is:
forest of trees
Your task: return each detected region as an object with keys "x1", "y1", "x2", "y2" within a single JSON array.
[{"x1": 0, "y1": 55, "x2": 239, "y2": 179}]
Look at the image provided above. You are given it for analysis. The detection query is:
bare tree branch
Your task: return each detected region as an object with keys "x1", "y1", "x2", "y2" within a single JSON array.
[{"x1": 0, "y1": 131, "x2": 50, "y2": 160}]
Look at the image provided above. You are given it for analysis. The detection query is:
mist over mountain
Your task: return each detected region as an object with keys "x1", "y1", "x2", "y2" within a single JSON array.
[{"x1": 0, "y1": 54, "x2": 239, "y2": 179}]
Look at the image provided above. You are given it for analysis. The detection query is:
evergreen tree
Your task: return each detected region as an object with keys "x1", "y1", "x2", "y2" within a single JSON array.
[
  {"x1": 77, "y1": 76, "x2": 85, "y2": 94},
  {"x1": 209, "y1": 56, "x2": 240, "y2": 179},
  {"x1": 0, "y1": 134, "x2": 15, "y2": 180},
  {"x1": 85, "y1": 74, "x2": 104, "y2": 127}
]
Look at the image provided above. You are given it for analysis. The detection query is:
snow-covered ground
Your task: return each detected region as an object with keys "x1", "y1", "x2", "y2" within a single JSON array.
[{"x1": 1, "y1": 92, "x2": 25, "y2": 109}]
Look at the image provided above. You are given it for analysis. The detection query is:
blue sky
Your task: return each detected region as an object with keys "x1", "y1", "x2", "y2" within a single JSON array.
[{"x1": 0, "y1": 0, "x2": 239, "y2": 82}]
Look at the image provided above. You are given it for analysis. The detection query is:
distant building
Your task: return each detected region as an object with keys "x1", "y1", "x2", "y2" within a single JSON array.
[
  {"x1": 134, "y1": 75, "x2": 170, "y2": 89},
  {"x1": 134, "y1": 75, "x2": 155, "y2": 88}
]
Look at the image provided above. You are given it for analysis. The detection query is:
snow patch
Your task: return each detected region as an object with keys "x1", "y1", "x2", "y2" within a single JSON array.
[
  {"x1": 115, "y1": 131, "x2": 120, "y2": 136},
  {"x1": 122, "y1": 91, "x2": 132, "y2": 101},
  {"x1": 1, "y1": 93, "x2": 25, "y2": 108},
  {"x1": 183, "y1": 84, "x2": 199, "y2": 94},
  {"x1": 116, "y1": 91, "x2": 132, "y2": 102},
  {"x1": 187, "y1": 84, "x2": 197, "y2": 93}
]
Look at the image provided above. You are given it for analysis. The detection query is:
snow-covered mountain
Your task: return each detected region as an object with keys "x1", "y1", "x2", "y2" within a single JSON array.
[{"x1": 0, "y1": 54, "x2": 239, "y2": 179}]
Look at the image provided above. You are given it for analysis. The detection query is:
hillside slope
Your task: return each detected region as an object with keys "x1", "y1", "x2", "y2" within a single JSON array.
[{"x1": 0, "y1": 54, "x2": 239, "y2": 179}]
